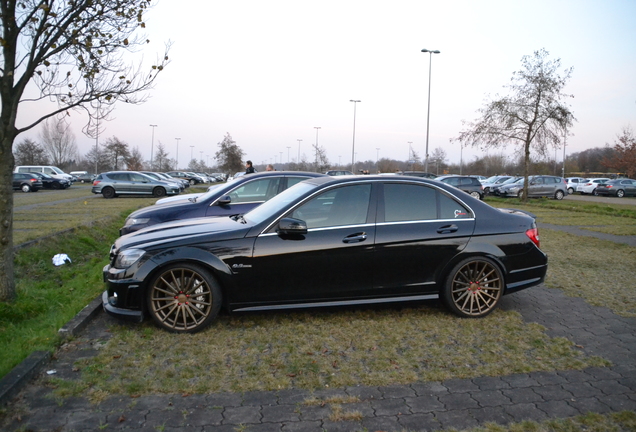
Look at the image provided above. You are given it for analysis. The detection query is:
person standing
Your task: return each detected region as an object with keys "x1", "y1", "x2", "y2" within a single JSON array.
[
  {"x1": 266, "y1": 164, "x2": 275, "y2": 171},
  {"x1": 245, "y1": 160, "x2": 256, "y2": 174}
]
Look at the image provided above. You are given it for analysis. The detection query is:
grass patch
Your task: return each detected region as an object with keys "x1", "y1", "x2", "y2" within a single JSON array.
[
  {"x1": 541, "y1": 229, "x2": 636, "y2": 317},
  {"x1": 486, "y1": 196, "x2": 636, "y2": 219},
  {"x1": 459, "y1": 410, "x2": 636, "y2": 431},
  {"x1": 52, "y1": 306, "x2": 607, "y2": 399}
]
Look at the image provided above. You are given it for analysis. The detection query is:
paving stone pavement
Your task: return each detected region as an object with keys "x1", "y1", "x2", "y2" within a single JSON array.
[{"x1": 2, "y1": 284, "x2": 635, "y2": 432}]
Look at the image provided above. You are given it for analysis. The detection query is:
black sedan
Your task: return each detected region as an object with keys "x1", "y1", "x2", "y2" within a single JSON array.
[
  {"x1": 12, "y1": 173, "x2": 43, "y2": 192},
  {"x1": 595, "y1": 178, "x2": 636, "y2": 197},
  {"x1": 120, "y1": 171, "x2": 325, "y2": 235},
  {"x1": 29, "y1": 172, "x2": 71, "y2": 189},
  {"x1": 103, "y1": 175, "x2": 548, "y2": 333}
]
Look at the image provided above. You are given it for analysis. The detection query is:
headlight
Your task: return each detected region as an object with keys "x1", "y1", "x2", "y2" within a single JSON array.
[
  {"x1": 114, "y1": 248, "x2": 146, "y2": 269},
  {"x1": 124, "y1": 217, "x2": 150, "y2": 227}
]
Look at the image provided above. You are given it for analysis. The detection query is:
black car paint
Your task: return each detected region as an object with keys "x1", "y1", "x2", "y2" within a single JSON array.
[
  {"x1": 104, "y1": 176, "x2": 547, "y2": 327},
  {"x1": 120, "y1": 171, "x2": 325, "y2": 235}
]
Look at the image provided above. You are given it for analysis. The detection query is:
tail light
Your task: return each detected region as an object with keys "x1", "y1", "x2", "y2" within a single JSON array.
[
  {"x1": 526, "y1": 227, "x2": 540, "y2": 248},
  {"x1": 93, "y1": 180, "x2": 101, "y2": 186}
]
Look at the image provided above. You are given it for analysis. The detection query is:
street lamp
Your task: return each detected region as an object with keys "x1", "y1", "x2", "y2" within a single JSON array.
[
  {"x1": 376, "y1": 147, "x2": 380, "y2": 166},
  {"x1": 286, "y1": 146, "x2": 291, "y2": 163},
  {"x1": 149, "y1": 124, "x2": 157, "y2": 169},
  {"x1": 190, "y1": 145, "x2": 194, "y2": 163},
  {"x1": 350, "y1": 100, "x2": 360, "y2": 173},
  {"x1": 314, "y1": 126, "x2": 321, "y2": 172},
  {"x1": 297, "y1": 139, "x2": 302, "y2": 163},
  {"x1": 421, "y1": 48, "x2": 440, "y2": 173},
  {"x1": 175, "y1": 138, "x2": 181, "y2": 168}
]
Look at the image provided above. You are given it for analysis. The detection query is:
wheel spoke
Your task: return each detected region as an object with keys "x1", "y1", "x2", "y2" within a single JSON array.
[{"x1": 450, "y1": 260, "x2": 503, "y2": 317}]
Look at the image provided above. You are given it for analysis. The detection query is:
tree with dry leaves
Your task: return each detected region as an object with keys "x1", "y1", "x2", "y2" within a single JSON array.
[
  {"x1": 602, "y1": 127, "x2": 636, "y2": 178},
  {"x1": 456, "y1": 49, "x2": 575, "y2": 201},
  {"x1": 0, "y1": 0, "x2": 169, "y2": 301}
]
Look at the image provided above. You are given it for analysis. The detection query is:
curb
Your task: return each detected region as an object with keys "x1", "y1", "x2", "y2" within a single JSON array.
[{"x1": 0, "y1": 295, "x2": 103, "y2": 407}]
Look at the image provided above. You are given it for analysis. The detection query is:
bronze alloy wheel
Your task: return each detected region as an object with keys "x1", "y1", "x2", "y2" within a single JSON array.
[
  {"x1": 443, "y1": 257, "x2": 503, "y2": 317},
  {"x1": 147, "y1": 264, "x2": 221, "y2": 333}
]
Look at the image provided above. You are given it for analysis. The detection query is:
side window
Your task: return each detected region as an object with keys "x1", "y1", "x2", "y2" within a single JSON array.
[
  {"x1": 110, "y1": 173, "x2": 128, "y2": 181},
  {"x1": 439, "y1": 193, "x2": 472, "y2": 220},
  {"x1": 286, "y1": 176, "x2": 308, "y2": 189},
  {"x1": 129, "y1": 173, "x2": 147, "y2": 182},
  {"x1": 44, "y1": 168, "x2": 55, "y2": 175},
  {"x1": 444, "y1": 177, "x2": 460, "y2": 186},
  {"x1": 230, "y1": 178, "x2": 281, "y2": 203},
  {"x1": 384, "y1": 183, "x2": 436, "y2": 222},
  {"x1": 291, "y1": 184, "x2": 371, "y2": 229}
]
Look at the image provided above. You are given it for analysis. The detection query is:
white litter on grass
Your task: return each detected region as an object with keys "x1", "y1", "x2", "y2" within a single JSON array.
[
  {"x1": 46, "y1": 370, "x2": 57, "y2": 375},
  {"x1": 52, "y1": 254, "x2": 72, "y2": 266}
]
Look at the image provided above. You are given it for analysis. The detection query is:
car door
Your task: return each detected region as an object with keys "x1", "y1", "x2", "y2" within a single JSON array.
[
  {"x1": 206, "y1": 177, "x2": 282, "y2": 217},
  {"x1": 128, "y1": 172, "x2": 153, "y2": 194},
  {"x1": 244, "y1": 183, "x2": 376, "y2": 305},
  {"x1": 623, "y1": 180, "x2": 636, "y2": 196},
  {"x1": 373, "y1": 182, "x2": 475, "y2": 296}
]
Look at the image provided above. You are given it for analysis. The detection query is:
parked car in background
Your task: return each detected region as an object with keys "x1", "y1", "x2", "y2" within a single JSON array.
[
  {"x1": 14, "y1": 165, "x2": 73, "y2": 182},
  {"x1": 165, "y1": 171, "x2": 204, "y2": 185},
  {"x1": 141, "y1": 171, "x2": 185, "y2": 192},
  {"x1": 158, "y1": 172, "x2": 189, "y2": 189},
  {"x1": 402, "y1": 171, "x2": 437, "y2": 179},
  {"x1": 434, "y1": 175, "x2": 484, "y2": 199},
  {"x1": 497, "y1": 175, "x2": 567, "y2": 200},
  {"x1": 326, "y1": 170, "x2": 354, "y2": 176},
  {"x1": 29, "y1": 172, "x2": 71, "y2": 189},
  {"x1": 104, "y1": 175, "x2": 547, "y2": 333},
  {"x1": 595, "y1": 178, "x2": 636, "y2": 197},
  {"x1": 92, "y1": 171, "x2": 181, "y2": 199},
  {"x1": 481, "y1": 175, "x2": 514, "y2": 195},
  {"x1": 74, "y1": 173, "x2": 96, "y2": 183},
  {"x1": 121, "y1": 171, "x2": 326, "y2": 235},
  {"x1": 576, "y1": 178, "x2": 609, "y2": 195},
  {"x1": 12, "y1": 173, "x2": 43, "y2": 192},
  {"x1": 566, "y1": 177, "x2": 588, "y2": 195}
]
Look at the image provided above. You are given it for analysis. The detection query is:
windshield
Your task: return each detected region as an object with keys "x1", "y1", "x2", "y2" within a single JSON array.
[
  {"x1": 51, "y1": 167, "x2": 64, "y2": 174},
  {"x1": 501, "y1": 177, "x2": 522, "y2": 185},
  {"x1": 244, "y1": 181, "x2": 318, "y2": 225},
  {"x1": 193, "y1": 177, "x2": 240, "y2": 202}
]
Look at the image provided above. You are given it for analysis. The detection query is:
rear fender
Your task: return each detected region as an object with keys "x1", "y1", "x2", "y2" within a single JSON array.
[{"x1": 435, "y1": 241, "x2": 507, "y2": 290}]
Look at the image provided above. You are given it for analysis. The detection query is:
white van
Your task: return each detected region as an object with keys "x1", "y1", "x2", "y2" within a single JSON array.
[{"x1": 14, "y1": 166, "x2": 74, "y2": 181}]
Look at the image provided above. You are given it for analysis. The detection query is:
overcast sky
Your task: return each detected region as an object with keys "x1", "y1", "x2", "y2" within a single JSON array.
[{"x1": 18, "y1": 0, "x2": 636, "y2": 171}]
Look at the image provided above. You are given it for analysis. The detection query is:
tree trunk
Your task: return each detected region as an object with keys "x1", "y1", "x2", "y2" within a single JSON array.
[
  {"x1": 0, "y1": 133, "x2": 16, "y2": 301},
  {"x1": 523, "y1": 139, "x2": 531, "y2": 203}
]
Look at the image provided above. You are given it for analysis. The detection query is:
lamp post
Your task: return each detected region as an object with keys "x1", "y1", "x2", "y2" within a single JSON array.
[
  {"x1": 297, "y1": 139, "x2": 302, "y2": 163},
  {"x1": 149, "y1": 124, "x2": 157, "y2": 169},
  {"x1": 314, "y1": 126, "x2": 321, "y2": 172},
  {"x1": 408, "y1": 141, "x2": 413, "y2": 171},
  {"x1": 190, "y1": 145, "x2": 194, "y2": 163},
  {"x1": 421, "y1": 48, "x2": 440, "y2": 173},
  {"x1": 350, "y1": 100, "x2": 360, "y2": 173},
  {"x1": 175, "y1": 138, "x2": 181, "y2": 169},
  {"x1": 286, "y1": 146, "x2": 291, "y2": 164}
]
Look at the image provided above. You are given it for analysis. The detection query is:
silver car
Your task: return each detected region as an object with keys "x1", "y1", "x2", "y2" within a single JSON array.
[{"x1": 92, "y1": 171, "x2": 181, "y2": 199}]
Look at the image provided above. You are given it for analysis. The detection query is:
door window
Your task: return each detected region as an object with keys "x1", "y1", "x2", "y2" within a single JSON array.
[
  {"x1": 229, "y1": 178, "x2": 281, "y2": 203},
  {"x1": 291, "y1": 184, "x2": 371, "y2": 228}
]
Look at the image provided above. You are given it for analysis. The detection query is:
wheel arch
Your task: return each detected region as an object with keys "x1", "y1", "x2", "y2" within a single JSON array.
[{"x1": 435, "y1": 245, "x2": 508, "y2": 293}]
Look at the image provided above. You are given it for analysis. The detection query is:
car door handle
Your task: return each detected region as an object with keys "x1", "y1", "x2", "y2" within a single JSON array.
[
  {"x1": 343, "y1": 232, "x2": 367, "y2": 243},
  {"x1": 437, "y1": 224, "x2": 458, "y2": 234}
]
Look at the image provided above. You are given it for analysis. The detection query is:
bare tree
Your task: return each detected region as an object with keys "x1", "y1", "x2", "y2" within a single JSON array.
[
  {"x1": 152, "y1": 142, "x2": 172, "y2": 171},
  {"x1": 430, "y1": 147, "x2": 447, "y2": 175},
  {"x1": 103, "y1": 136, "x2": 130, "y2": 170},
  {"x1": 456, "y1": 49, "x2": 575, "y2": 201},
  {"x1": 13, "y1": 138, "x2": 48, "y2": 165},
  {"x1": 312, "y1": 144, "x2": 330, "y2": 173},
  {"x1": 126, "y1": 146, "x2": 145, "y2": 171},
  {"x1": 0, "y1": 0, "x2": 169, "y2": 301},
  {"x1": 214, "y1": 133, "x2": 244, "y2": 174},
  {"x1": 39, "y1": 118, "x2": 78, "y2": 167}
]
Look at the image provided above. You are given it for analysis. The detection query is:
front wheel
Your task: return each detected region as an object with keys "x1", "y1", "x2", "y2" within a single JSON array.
[
  {"x1": 470, "y1": 191, "x2": 482, "y2": 200},
  {"x1": 554, "y1": 190, "x2": 565, "y2": 200},
  {"x1": 617, "y1": 189, "x2": 625, "y2": 198},
  {"x1": 592, "y1": 188, "x2": 599, "y2": 196},
  {"x1": 189, "y1": 179, "x2": 196, "y2": 185},
  {"x1": 518, "y1": 190, "x2": 525, "y2": 200},
  {"x1": 147, "y1": 263, "x2": 222, "y2": 333},
  {"x1": 442, "y1": 257, "x2": 503, "y2": 318},
  {"x1": 21, "y1": 184, "x2": 31, "y2": 193},
  {"x1": 153, "y1": 187, "x2": 166, "y2": 197},
  {"x1": 567, "y1": 187, "x2": 574, "y2": 194}
]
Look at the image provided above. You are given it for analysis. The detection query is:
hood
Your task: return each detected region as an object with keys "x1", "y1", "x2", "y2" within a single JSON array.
[
  {"x1": 129, "y1": 199, "x2": 197, "y2": 218},
  {"x1": 115, "y1": 216, "x2": 251, "y2": 251}
]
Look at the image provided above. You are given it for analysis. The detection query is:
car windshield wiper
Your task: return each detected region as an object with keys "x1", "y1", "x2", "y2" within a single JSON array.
[
  {"x1": 188, "y1": 196, "x2": 197, "y2": 203},
  {"x1": 230, "y1": 214, "x2": 246, "y2": 224}
]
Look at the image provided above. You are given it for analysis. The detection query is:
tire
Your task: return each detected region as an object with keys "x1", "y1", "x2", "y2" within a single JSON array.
[
  {"x1": 102, "y1": 186, "x2": 116, "y2": 199},
  {"x1": 554, "y1": 190, "x2": 565, "y2": 200},
  {"x1": 518, "y1": 190, "x2": 525, "y2": 200},
  {"x1": 616, "y1": 189, "x2": 625, "y2": 198},
  {"x1": 21, "y1": 184, "x2": 31, "y2": 193},
  {"x1": 52, "y1": 182, "x2": 61, "y2": 190},
  {"x1": 470, "y1": 191, "x2": 481, "y2": 199},
  {"x1": 592, "y1": 188, "x2": 599, "y2": 196},
  {"x1": 189, "y1": 179, "x2": 196, "y2": 185},
  {"x1": 567, "y1": 187, "x2": 574, "y2": 194},
  {"x1": 147, "y1": 263, "x2": 221, "y2": 333},
  {"x1": 441, "y1": 257, "x2": 503, "y2": 318},
  {"x1": 153, "y1": 187, "x2": 167, "y2": 198}
]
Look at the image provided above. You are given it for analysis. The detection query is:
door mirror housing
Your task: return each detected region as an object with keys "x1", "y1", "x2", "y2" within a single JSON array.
[{"x1": 277, "y1": 218, "x2": 308, "y2": 235}]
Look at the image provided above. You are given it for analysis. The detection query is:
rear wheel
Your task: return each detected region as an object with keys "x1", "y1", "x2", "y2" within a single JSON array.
[
  {"x1": 21, "y1": 184, "x2": 31, "y2": 193},
  {"x1": 52, "y1": 182, "x2": 61, "y2": 190},
  {"x1": 147, "y1": 263, "x2": 221, "y2": 333},
  {"x1": 617, "y1": 189, "x2": 625, "y2": 198},
  {"x1": 102, "y1": 186, "x2": 116, "y2": 199},
  {"x1": 189, "y1": 179, "x2": 196, "y2": 185},
  {"x1": 592, "y1": 188, "x2": 599, "y2": 196},
  {"x1": 470, "y1": 191, "x2": 482, "y2": 199},
  {"x1": 153, "y1": 187, "x2": 167, "y2": 197},
  {"x1": 442, "y1": 257, "x2": 503, "y2": 318},
  {"x1": 518, "y1": 190, "x2": 525, "y2": 200},
  {"x1": 567, "y1": 187, "x2": 574, "y2": 194},
  {"x1": 554, "y1": 190, "x2": 565, "y2": 200}
]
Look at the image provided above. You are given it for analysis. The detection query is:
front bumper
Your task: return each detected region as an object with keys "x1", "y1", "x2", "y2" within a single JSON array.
[
  {"x1": 102, "y1": 264, "x2": 145, "y2": 322},
  {"x1": 102, "y1": 291, "x2": 143, "y2": 322}
]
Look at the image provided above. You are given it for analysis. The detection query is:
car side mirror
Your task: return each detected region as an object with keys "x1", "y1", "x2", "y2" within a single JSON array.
[
  {"x1": 277, "y1": 218, "x2": 308, "y2": 235},
  {"x1": 218, "y1": 195, "x2": 231, "y2": 205}
]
